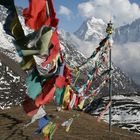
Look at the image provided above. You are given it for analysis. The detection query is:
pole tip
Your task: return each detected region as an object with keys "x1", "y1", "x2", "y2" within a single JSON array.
[{"x1": 106, "y1": 21, "x2": 114, "y2": 35}]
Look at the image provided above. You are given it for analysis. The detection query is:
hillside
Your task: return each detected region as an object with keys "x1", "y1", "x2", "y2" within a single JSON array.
[{"x1": 0, "y1": 105, "x2": 140, "y2": 140}]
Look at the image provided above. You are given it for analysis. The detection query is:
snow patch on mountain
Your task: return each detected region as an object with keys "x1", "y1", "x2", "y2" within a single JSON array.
[
  {"x1": 93, "y1": 95, "x2": 140, "y2": 133},
  {"x1": 0, "y1": 23, "x2": 15, "y2": 52}
]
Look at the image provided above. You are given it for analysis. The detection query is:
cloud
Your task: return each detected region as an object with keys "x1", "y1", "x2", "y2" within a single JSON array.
[
  {"x1": 113, "y1": 43, "x2": 140, "y2": 74},
  {"x1": 78, "y1": 0, "x2": 140, "y2": 27},
  {"x1": 58, "y1": 5, "x2": 72, "y2": 19},
  {"x1": 64, "y1": 32, "x2": 98, "y2": 57}
]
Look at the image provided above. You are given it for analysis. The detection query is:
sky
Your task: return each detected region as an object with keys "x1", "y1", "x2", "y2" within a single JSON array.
[{"x1": 14, "y1": 0, "x2": 140, "y2": 32}]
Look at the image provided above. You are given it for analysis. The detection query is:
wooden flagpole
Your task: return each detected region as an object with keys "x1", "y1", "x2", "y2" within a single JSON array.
[{"x1": 106, "y1": 21, "x2": 113, "y2": 132}]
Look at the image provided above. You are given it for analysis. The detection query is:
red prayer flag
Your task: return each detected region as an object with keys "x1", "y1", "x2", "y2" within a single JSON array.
[
  {"x1": 55, "y1": 76, "x2": 66, "y2": 88},
  {"x1": 22, "y1": 95, "x2": 39, "y2": 117},
  {"x1": 35, "y1": 78, "x2": 56, "y2": 107},
  {"x1": 35, "y1": 86, "x2": 56, "y2": 107},
  {"x1": 44, "y1": 136, "x2": 49, "y2": 140},
  {"x1": 23, "y1": 0, "x2": 59, "y2": 30},
  {"x1": 64, "y1": 65, "x2": 71, "y2": 85}
]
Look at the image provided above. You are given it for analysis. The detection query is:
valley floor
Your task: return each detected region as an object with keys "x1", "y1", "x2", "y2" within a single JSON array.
[{"x1": 0, "y1": 105, "x2": 140, "y2": 140}]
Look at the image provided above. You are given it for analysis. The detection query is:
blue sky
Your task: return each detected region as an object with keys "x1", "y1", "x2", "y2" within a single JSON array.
[
  {"x1": 14, "y1": 0, "x2": 87, "y2": 32},
  {"x1": 14, "y1": 0, "x2": 140, "y2": 32}
]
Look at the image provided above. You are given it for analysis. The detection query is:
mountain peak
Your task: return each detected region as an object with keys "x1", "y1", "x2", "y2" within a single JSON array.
[{"x1": 74, "y1": 16, "x2": 106, "y2": 42}]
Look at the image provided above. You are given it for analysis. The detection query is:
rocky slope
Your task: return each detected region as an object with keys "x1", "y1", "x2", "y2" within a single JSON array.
[{"x1": 0, "y1": 51, "x2": 26, "y2": 110}]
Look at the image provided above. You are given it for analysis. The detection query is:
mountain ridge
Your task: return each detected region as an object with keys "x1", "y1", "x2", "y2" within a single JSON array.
[{"x1": 74, "y1": 16, "x2": 140, "y2": 44}]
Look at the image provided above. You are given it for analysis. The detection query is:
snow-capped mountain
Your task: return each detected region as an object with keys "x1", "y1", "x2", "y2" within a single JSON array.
[
  {"x1": 114, "y1": 18, "x2": 140, "y2": 44},
  {"x1": 74, "y1": 17, "x2": 106, "y2": 42},
  {"x1": 74, "y1": 16, "x2": 140, "y2": 44}
]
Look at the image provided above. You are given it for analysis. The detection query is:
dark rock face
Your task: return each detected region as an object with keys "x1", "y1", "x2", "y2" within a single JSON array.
[{"x1": 0, "y1": 51, "x2": 26, "y2": 109}]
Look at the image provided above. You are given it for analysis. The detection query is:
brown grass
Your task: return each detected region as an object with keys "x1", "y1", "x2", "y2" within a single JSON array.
[{"x1": 0, "y1": 105, "x2": 140, "y2": 140}]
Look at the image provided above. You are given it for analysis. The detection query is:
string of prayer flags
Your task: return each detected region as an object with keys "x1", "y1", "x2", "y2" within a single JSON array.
[
  {"x1": 35, "y1": 115, "x2": 50, "y2": 134},
  {"x1": 61, "y1": 114, "x2": 79, "y2": 132},
  {"x1": 24, "y1": 106, "x2": 46, "y2": 127},
  {"x1": 61, "y1": 118, "x2": 74, "y2": 132},
  {"x1": 97, "y1": 101, "x2": 112, "y2": 122}
]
